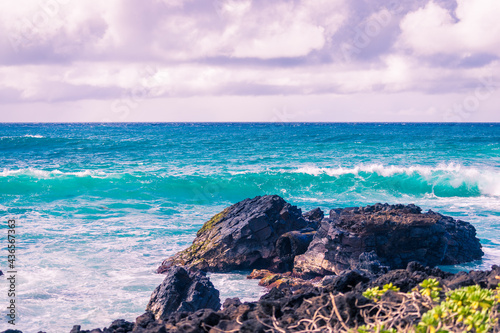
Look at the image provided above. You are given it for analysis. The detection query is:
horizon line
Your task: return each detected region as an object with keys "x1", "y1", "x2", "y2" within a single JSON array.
[{"x1": 1, "y1": 121, "x2": 499, "y2": 125}]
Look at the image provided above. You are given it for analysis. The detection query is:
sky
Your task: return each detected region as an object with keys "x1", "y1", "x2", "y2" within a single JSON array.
[{"x1": 0, "y1": 0, "x2": 499, "y2": 122}]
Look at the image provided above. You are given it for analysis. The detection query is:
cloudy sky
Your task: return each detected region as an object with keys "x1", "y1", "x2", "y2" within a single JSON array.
[{"x1": 0, "y1": 0, "x2": 499, "y2": 122}]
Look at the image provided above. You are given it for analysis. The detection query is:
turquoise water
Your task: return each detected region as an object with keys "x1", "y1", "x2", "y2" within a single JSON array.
[{"x1": 0, "y1": 123, "x2": 499, "y2": 332}]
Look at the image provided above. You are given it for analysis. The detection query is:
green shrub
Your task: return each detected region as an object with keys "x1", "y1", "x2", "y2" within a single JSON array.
[
  {"x1": 362, "y1": 283, "x2": 400, "y2": 301},
  {"x1": 359, "y1": 279, "x2": 500, "y2": 333},
  {"x1": 416, "y1": 284, "x2": 498, "y2": 333}
]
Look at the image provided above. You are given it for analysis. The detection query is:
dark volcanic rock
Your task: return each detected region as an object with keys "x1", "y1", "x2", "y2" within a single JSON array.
[
  {"x1": 146, "y1": 266, "x2": 220, "y2": 321},
  {"x1": 302, "y1": 208, "x2": 324, "y2": 228},
  {"x1": 369, "y1": 266, "x2": 449, "y2": 293},
  {"x1": 158, "y1": 195, "x2": 308, "y2": 273},
  {"x1": 222, "y1": 297, "x2": 242, "y2": 309},
  {"x1": 445, "y1": 265, "x2": 500, "y2": 290},
  {"x1": 68, "y1": 319, "x2": 134, "y2": 333},
  {"x1": 65, "y1": 198, "x2": 490, "y2": 333},
  {"x1": 106, "y1": 320, "x2": 134, "y2": 333},
  {"x1": 351, "y1": 251, "x2": 389, "y2": 275},
  {"x1": 294, "y1": 203, "x2": 483, "y2": 276},
  {"x1": 162, "y1": 309, "x2": 221, "y2": 333},
  {"x1": 321, "y1": 270, "x2": 371, "y2": 293},
  {"x1": 72, "y1": 264, "x2": 500, "y2": 333},
  {"x1": 434, "y1": 211, "x2": 485, "y2": 264},
  {"x1": 276, "y1": 228, "x2": 316, "y2": 271},
  {"x1": 132, "y1": 312, "x2": 166, "y2": 333}
]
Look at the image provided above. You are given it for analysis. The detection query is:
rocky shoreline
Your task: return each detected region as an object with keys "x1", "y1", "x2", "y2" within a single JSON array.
[{"x1": 5, "y1": 195, "x2": 498, "y2": 333}]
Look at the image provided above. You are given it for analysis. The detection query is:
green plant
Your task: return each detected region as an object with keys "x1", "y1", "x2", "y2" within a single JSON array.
[
  {"x1": 415, "y1": 308, "x2": 447, "y2": 333},
  {"x1": 415, "y1": 284, "x2": 499, "y2": 333},
  {"x1": 362, "y1": 286, "x2": 384, "y2": 301},
  {"x1": 255, "y1": 282, "x2": 500, "y2": 333},
  {"x1": 360, "y1": 280, "x2": 500, "y2": 333},
  {"x1": 362, "y1": 283, "x2": 400, "y2": 301},
  {"x1": 417, "y1": 279, "x2": 442, "y2": 302}
]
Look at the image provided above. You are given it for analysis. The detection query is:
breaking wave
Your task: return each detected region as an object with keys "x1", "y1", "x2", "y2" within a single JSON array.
[
  {"x1": 284, "y1": 163, "x2": 500, "y2": 197},
  {"x1": 1, "y1": 163, "x2": 498, "y2": 202}
]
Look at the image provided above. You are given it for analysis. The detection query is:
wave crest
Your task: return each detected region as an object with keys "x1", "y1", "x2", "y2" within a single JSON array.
[
  {"x1": 24, "y1": 134, "x2": 45, "y2": 138},
  {"x1": 0, "y1": 168, "x2": 108, "y2": 178},
  {"x1": 1, "y1": 163, "x2": 499, "y2": 198},
  {"x1": 288, "y1": 163, "x2": 500, "y2": 197}
]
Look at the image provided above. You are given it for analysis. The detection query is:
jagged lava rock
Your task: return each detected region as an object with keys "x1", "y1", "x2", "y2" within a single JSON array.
[
  {"x1": 68, "y1": 320, "x2": 134, "y2": 333},
  {"x1": 70, "y1": 264, "x2": 500, "y2": 333},
  {"x1": 294, "y1": 203, "x2": 483, "y2": 276},
  {"x1": 158, "y1": 195, "x2": 310, "y2": 273},
  {"x1": 146, "y1": 266, "x2": 220, "y2": 321},
  {"x1": 302, "y1": 207, "x2": 324, "y2": 229},
  {"x1": 275, "y1": 228, "x2": 316, "y2": 271}
]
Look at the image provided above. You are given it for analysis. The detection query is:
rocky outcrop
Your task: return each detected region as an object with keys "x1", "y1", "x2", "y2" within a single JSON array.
[
  {"x1": 294, "y1": 203, "x2": 483, "y2": 277},
  {"x1": 146, "y1": 266, "x2": 220, "y2": 321},
  {"x1": 160, "y1": 198, "x2": 482, "y2": 277},
  {"x1": 247, "y1": 269, "x2": 317, "y2": 291},
  {"x1": 437, "y1": 212, "x2": 485, "y2": 264},
  {"x1": 60, "y1": 197, "x2": 488, "y2": 333},
  {"x1": 158, "y1": 195, "x2": 310, "y2": 273},
  {"x1": 68, "y1": 320, "x2": 134, "y2": 333},
  {"x1": 68, "y1": 264, "x2": 500, "y2": 333},
  {"x1": 275, "y1": 228, "x2": 316, "y2": 271},
  {"x1": 161, "y1": 264, "x2": 500, "y2": 333},
  {"x1": 302, "y1": 208, "x2": 324, "y2": 229}
]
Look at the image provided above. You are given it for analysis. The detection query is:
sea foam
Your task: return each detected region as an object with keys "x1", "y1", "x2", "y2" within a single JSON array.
[
  {"x1": 0, "y1": 168, "x2": 109, "y2": 178},
  {"x1": 287, "y1": 163, "x2": 500, "y2": 197}
]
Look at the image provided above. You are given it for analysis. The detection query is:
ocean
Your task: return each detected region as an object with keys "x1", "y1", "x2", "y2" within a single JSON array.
[{"x1": 0, "y1": 123, "x2": 499, "y2": 332}]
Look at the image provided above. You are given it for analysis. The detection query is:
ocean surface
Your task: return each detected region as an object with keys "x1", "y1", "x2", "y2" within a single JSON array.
[{"x1": 0, "y1": 123, "x2": 499, "y2": 332}]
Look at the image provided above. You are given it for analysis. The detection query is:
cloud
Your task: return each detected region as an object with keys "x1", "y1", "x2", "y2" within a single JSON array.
[
  {"x1": 0, "y1": 0, "x2": 498, "y2": 122},
  {"x1": 0, "y1": 0, "x2": 346, "y2": 63},
  {"x1": 399, "y1": 0, "x2": 500, "y2": 57},
  {"x1": 227, "y1": 0, "x2": 344, "y2": 59}
]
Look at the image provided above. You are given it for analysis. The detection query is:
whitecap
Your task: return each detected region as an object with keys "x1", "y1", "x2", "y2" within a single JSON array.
[
  {"x1": 284, "y1": 163, "x2": 500, "y2": 197},
  {"x1": 0, "y1": 168, "x2": 110, "y2": 179}
]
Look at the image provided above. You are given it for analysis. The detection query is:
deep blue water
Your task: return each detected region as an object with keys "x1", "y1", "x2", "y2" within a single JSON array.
[{"x1": 0, "y1": 123, "x2": 499, "y2": 332}]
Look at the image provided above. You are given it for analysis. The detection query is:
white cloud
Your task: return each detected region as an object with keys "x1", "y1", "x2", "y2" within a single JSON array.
[
  {"x1": 2, "y1": 56, "x2": 497, "y2": 105},
  {"x1": 228, "y1": 0, "x2": 345, "y2": 58},
  {"x1": 0, "y1": 0, "x2": 346, "y2": 61},
  {"x1": 399, "y1": 0, "x2": 500, "y2": 56},
  {"x1": 0, "y1": 0, "x2": 499, "y2": 122},
  {"x1": 230, "y1": 22, "x2": 326, "y2": 59}
]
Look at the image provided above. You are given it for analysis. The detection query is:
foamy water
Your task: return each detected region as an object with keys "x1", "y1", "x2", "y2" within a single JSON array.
[{"x1": 0, "y1": 123, "x2": 499, "y2": 332}]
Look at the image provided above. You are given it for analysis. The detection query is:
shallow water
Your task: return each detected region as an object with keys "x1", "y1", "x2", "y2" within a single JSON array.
[{"x1": 0, "y1": 123, "x2": 499, "y2": 332}]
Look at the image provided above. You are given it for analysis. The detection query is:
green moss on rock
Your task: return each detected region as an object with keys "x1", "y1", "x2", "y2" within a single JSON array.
[{"x1": 197, "y1": 208, "x2": 229, "y2": 237}]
